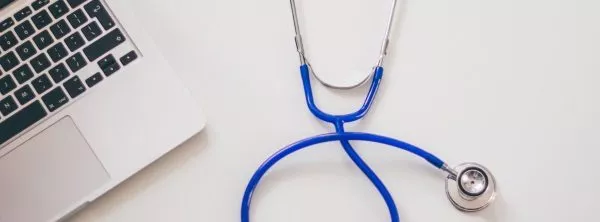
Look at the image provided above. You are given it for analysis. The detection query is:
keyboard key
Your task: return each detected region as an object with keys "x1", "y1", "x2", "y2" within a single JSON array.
[
  {"x1": 0, "y1": 96, "x2": 18, "y2": 116},
  {"x1": 97, "y1": 54, "x2": 115, "y2": 68},
  {"x1": 0, "y1": 17, "x2": 14, "y2": 33},
  {"x1": 0, "y1": 101, "x2": 47, "y2": 146},
  {"x1": 67, "y1": 9, "x2": 88, "y2": 29},
  {"x1": 48, "y1": 0, "x2": 70, "y2": 19},
  {"x1": 84, "y1": 0, "x2": 114, "y2": 30},
  {"x1": 102, "y1": 61, "x2": 119, "y2": 76},
  {"x1": 33, "y1": 30, "x2": 53, "y2": 50},
  {"x1": 120, "y1": 50, "x2": 138, "y2": 66},
  {"x1": 14, "y1": 20, "x2": 35, "y2": 40},
  {"x1": 47, "y1": 42, "x2": 69, "y2": 62},
  {"x1": 48, "y1": 63, "x2": 70, "y2": 83},
  {"x1": 63, "y1": 76, "x2": 85, "y2": 98},
  {"x1": 85, "y1": 72, "x2": 102, "y2": 87},
  {"x1": 15, "y1": 40, "x2": 37, "y2": 61},
  {"x1": 32, "y1": 73, "x2": 52, "y2": 93},
  {"x1": 0, "y1": 52, "x2": 20, "y2": 72},
  {"x1": 14, "y1": 6, "x2": 33, "y2": 21},
  {"x1": 67, "y1": 0, "x2": 87, "y2": 8},
  {"x1": 65, "y1": 32, "x2": 85, "y2": 51},
  {"x1": 0, "y1": 75, "x2": 16, "y2": 95},
  {"x1": 32, "y1": 10, "x2": 53, "y2": 29},
  {"x1": 50, "y1": 19, "x2": 71, "y2": 39},
  {"x1": 30, "y1": 53, "x2": 51, "y2": 73},
  {"x1": 0, "y1": 31, "x2": 18, "y2": 51},
  {"x1": 0, "y1": 0, "x2": 14, "y2": 9},
  {"x1": 14, "y1": 85, "x2": 35, "y2": 105},
  {"x1": 66, "y1": 52, "x2": 86, "y2": 72},
  {"x1": 81, "y1": 21, "x2": 102, "y2": 41},
  {"x1": 13, "y1": 64, "x2": 34, "y2": 84},
  {"x1": 83, "y1": 28, "x2": 125, "y2": 61},
  {"x1": 42, "y1": 86, "x2": 68, "y2": 112},
  {"x1": 31, "y1": 0, "x2": 50, "y2": 11},
  {"x1": 98, "y1": 54, "x2": 120, "y2": 76}
]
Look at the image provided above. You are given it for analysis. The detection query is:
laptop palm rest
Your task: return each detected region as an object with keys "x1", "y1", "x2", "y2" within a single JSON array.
[{"x1": 0, "y1": 117, "x2": 109, "y2": 222}]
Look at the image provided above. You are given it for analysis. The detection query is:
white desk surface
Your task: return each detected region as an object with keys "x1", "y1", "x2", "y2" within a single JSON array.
[{"x1": 70, "y1": 0, "x2": 600, "y2": 221}]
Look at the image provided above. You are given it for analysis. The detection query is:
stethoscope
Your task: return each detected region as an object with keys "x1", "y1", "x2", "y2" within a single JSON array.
[{"x1": 241, "y1": 0, "x2": 497, "y2": 221}]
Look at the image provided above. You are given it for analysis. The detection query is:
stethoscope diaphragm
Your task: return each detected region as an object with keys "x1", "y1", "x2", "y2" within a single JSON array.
[{"x1": 445, "y1": 162, "x2": 497, "y2": 212}]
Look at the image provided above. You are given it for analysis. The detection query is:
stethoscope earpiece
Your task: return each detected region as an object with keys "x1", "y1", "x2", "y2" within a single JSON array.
[{"x1": 445, "y1": 163, "x2": 497, "y2": 212}]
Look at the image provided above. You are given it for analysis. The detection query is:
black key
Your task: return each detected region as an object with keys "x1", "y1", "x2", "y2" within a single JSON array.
[
  {"x1": 32, "y1": 10, "x2": 53, "y2": 29},
  {"x1": 47, "y1": 42, "x2": 68, "y2": 62},
  {"x1": 0, "y1": 101, "x2": 47, "y2": 145},
  {"x1": 14, "y1": 6, "x2": 33, "y2": 21},
  {"x1": 14, "y1": 85, "x2": 35, "y2": 105},
  {"x1": 81, "y1": 21, "x2": 101, "y2": 41},
  {"x1": 83, "y1": 28, "x2": 125, "y2": 61},
  {"x1": 15, "y1": 40, "x2": 37, "y2": 61},
  {"x1": 13, "y1": 64, "x2": 34, "y2": 84},
  {"x1": 0, "y1": 17, "x2": 14, "y2": 33},
  {"x1": 49, "y1": 19, "x2": 71, "y2": 39},
  {"x1": 64, "y1": 32, "x2": 85, "y2": 51},
  {"x1": 48, "y1": 63, "x2": 70, "y2": 83},
  {"x1": 63, "y1": 76, "x2": 85, "y2": 98},
  {"x1": 84, "y1": 0, "x2": 114, "y2": 30},
  {"x1": 120, "y1": 50, "x2": 138, "y2": 66},
  {"x1": 0, "y1": 101, "x2": 47, "y2": 146},
  {"x1": 0, "y1": 31, "x2": 18, "y2": 51},
  {"x1": 66, "y1": 52, "x2": 86, "y2": 72},
  {"x1": 97, "y1": 54, "x2": 120, "y2": 76},
  {"x1": 0, "y1": 0, "x2": 14, "y2": 9},
  {"x1": 0, "y1": 96, "x2": 18, "y2": 116},
  {"x1": 31, "y1": 0, "x2": 50, "y2": 11},
  {"x1": 102, "y1": 62, "x2": 119, "y2": 76},
  {"x1": 0, "y1": 52, "x2": 19, "y2": 72},
  {"x1": 33, "y1": 30, "x2": 53, "y2": 50},
  {"x1": 30, "y1": 53, "x2": 51, "y2": 73},
  {"x1": 42, "y1": 86, "x2": 68, "y2": 112},
  {"x1": 97, "y1": 54, "x2": 115, "y2": 68},
  {"x1": 66, "y1": 9, "x2": 88, "y2": 29},
  {"x1": 67, "y1": 0, "x2": 86, "y2": 8},
  {"x1": 32, "y1": 73, "x2": 52, "y2": 93},
  {"x1": 48, "y1": 0, "x2": 70, "y2": 19},
  {"x1": 85, "y1": 72, "x2": 102, "y2": 87},
  {"x1": 0, "y1": 75, "x2": 16, "y2": 95},
  {"x1": 14, "y1": 20, "x2": 35, "y2": 40}
]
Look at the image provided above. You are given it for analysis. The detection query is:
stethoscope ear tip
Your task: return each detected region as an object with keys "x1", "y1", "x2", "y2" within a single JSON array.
[{"x1": 445, "y1": 162, "x2": 497, "y2": 212}]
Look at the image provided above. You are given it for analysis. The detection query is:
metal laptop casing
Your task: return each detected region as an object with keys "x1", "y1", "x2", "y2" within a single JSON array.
[{"x1": 0, "y1": 0, "x2": 206, "y2": 221}]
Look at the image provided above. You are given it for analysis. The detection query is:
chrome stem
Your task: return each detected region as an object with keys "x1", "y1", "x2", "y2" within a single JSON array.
[
  {"x1": 376, "y1": 0, "x2": 399, "y2": 67},
  {"x1": 290, "y1": 0, "x2": 306, "y2": 65},
  {"x1": 442, "y1": 163, "x2": 458, "y2": 180}
]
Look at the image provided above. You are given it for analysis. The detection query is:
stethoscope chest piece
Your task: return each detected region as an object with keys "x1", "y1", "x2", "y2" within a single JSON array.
[{"x1": 445, "y1": 162, "x2": 497, "y2": 212}]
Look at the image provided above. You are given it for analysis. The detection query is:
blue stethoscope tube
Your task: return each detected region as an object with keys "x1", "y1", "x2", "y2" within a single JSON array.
[{"x1": 241, "y1": 65, "x2": 449, "y2": 222}]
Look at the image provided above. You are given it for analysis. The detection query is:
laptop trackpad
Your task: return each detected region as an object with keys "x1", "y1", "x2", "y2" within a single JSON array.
[{"x1": 0, "y1": 117, "x2": 109, "y2": 222}]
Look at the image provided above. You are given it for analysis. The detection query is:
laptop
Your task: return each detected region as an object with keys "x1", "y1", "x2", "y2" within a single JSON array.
[{"x1": 0, "y1": 0, "x2": 206, "y2": 221}]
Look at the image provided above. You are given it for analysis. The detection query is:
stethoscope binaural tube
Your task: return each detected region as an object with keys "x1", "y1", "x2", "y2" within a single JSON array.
[{"x1": 290, "y1": 0, "x2": 399, "y2": 89}]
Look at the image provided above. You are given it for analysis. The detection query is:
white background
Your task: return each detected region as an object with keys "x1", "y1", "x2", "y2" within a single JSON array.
[{"x1": 71, "y1": 0, "x2": 600, "y2": 221}]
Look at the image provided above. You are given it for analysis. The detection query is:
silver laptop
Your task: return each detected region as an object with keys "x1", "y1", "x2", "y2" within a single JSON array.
[{"x1": 0, "y1": 0, "x2": 206, "y2": 221}]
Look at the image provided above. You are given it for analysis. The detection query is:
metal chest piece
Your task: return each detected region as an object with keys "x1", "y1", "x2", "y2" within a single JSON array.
[{"x1": 445, "y1": 163, "x2": 497, "y2": 212}]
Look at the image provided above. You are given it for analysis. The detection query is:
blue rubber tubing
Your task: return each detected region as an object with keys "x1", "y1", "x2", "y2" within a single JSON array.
[
  {"x1": 334, "y1": 121, "x2": 399, "y2": 222},
  {"x1": 240, "y1": 132, "x2": 445, "y2": 222}
]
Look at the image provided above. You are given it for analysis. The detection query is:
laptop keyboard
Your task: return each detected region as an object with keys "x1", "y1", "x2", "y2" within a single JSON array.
[{"x1": 0, "y1": 0, "x2": 139, "y2": 146}]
